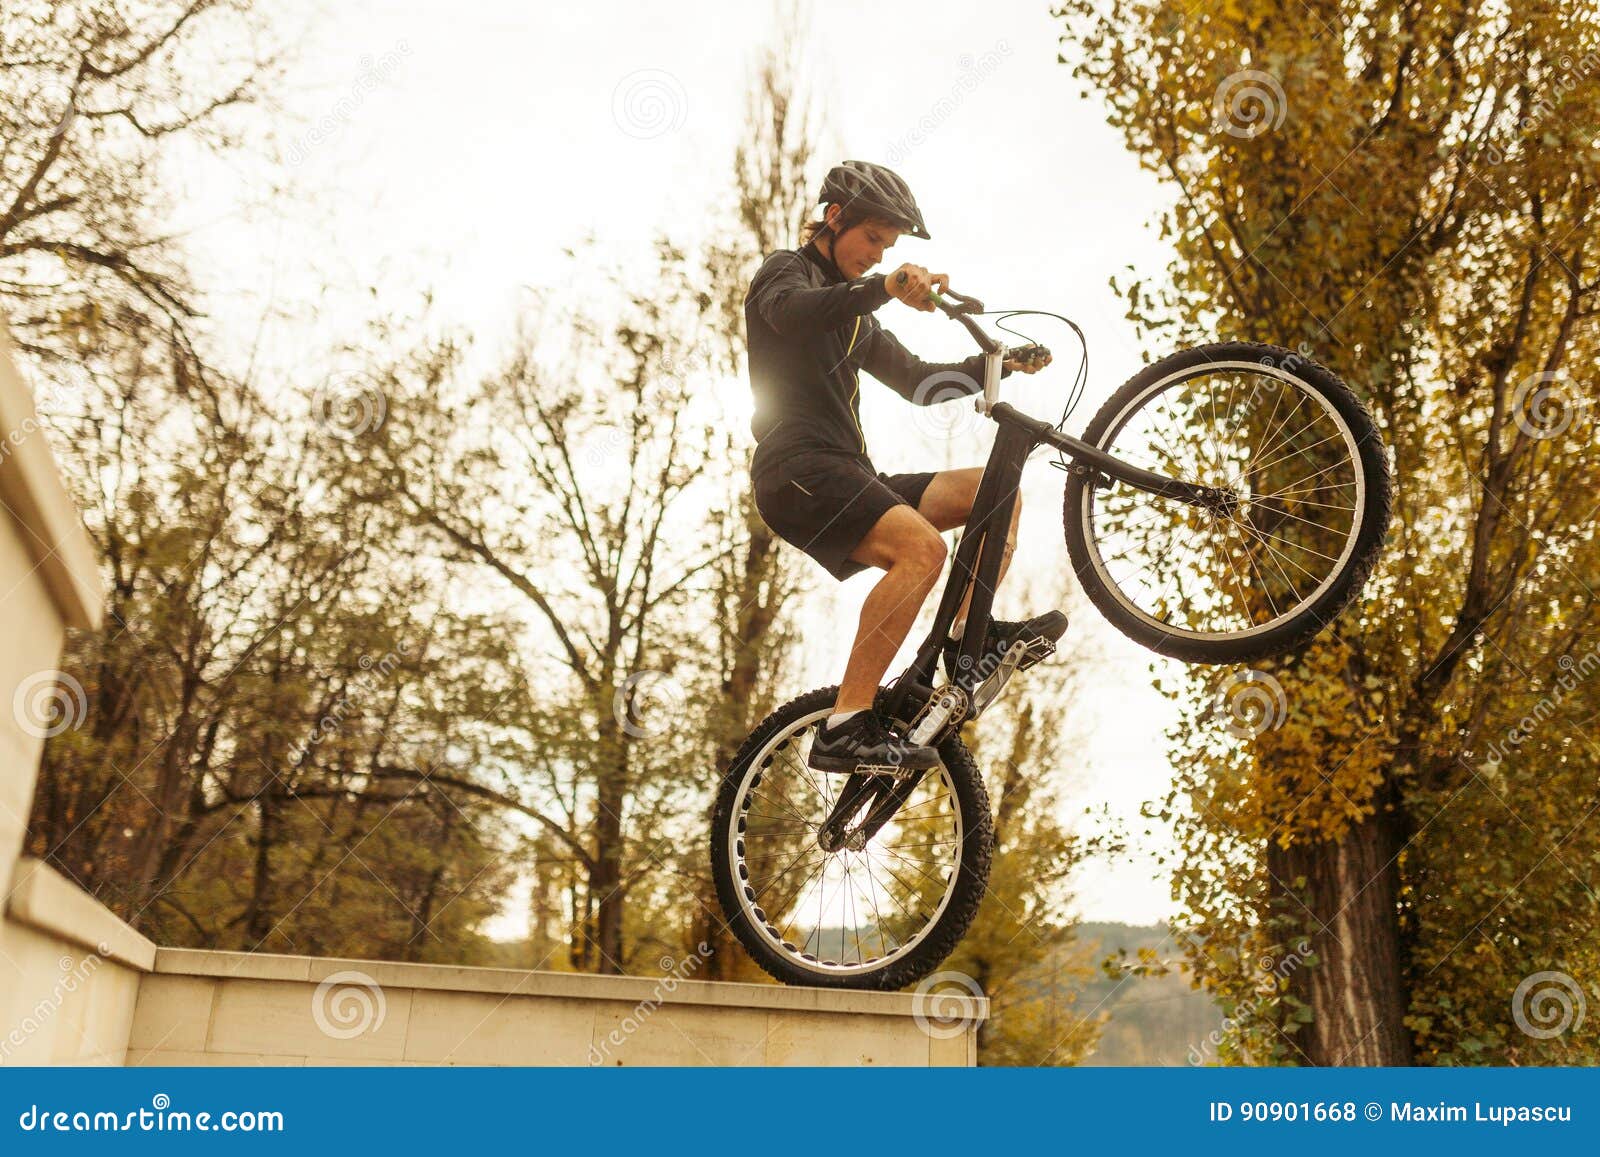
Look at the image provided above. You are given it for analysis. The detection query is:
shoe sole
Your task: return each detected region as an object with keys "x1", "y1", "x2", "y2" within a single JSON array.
[{"x1": 807, "y1": 751, "x2": 940, "y2": 775}]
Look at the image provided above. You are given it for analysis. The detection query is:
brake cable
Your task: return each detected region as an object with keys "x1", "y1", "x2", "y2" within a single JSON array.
[{"x1": 973, "y1": 308, "x2": 1091, "y2": 472}]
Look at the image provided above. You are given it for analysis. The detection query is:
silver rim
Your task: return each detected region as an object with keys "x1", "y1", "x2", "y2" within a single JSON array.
[
  {"x1": 1079, "y1": 360, "x2": 1367, "y2": 643},
  {"x1": 725, "y1": 707, "x2": 964, "y2": 979}
]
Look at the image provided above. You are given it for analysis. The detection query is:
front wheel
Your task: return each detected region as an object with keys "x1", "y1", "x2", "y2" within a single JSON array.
[
  {"x1": 710, "y1": 686, "x2": 993, "y2": 990},
  {"x1": 1063, "y1": 341, "x2": 1392, "y2": 665}
]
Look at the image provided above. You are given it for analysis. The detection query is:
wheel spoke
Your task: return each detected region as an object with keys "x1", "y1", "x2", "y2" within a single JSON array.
[
  {"x1": 725, "y1": 715, "x2": 966, "y2": 978},
  {"x1": 1080, "y1": 364, "x2": 1369, "y2": 641}
]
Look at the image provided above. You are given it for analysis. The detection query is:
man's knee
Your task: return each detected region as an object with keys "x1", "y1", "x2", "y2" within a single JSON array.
[{"x1": 904, "y1": 530, "x2": 947, "y2": 583}]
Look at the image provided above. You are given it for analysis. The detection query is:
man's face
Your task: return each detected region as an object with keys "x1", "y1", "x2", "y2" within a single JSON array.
[{"x1": 832, "y1": 217, "x2": 902, "y2": 279}]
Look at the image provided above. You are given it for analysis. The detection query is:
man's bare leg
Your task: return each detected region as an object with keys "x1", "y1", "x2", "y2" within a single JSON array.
[{"x1": 833, "y1": 505, "x2": 948, "y2": 715}]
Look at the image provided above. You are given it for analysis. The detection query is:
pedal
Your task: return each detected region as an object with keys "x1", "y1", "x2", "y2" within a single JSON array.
[
  {"x1": 853, "y1": 763, "x2": 916, "y2": 782},
  {"x1": 1017, "y1": 635, "x2": 1058, "y2": 670}
]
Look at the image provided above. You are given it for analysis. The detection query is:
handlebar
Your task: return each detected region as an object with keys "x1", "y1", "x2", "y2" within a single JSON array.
[
  {"x1": 890, "y1": 271, "x2": 1051, "y2": 410},
  {"x1": 891, "y1": 269, "x2": 1004, "y2": 355}
]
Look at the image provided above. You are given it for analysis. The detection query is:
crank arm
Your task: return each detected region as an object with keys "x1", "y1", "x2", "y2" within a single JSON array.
[
  {"x1": 971, "y1": 639, "x2": 1029, "y2": 716},
  {"x1": 853, "y1": 769, "x2": 929, "y2": 845}
]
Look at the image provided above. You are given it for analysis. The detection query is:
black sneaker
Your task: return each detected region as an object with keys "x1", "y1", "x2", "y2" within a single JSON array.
[
  {"x1": 942, "y1": 610, "x2": 1069, "y2": 684},
  {"x1": 807, "y1": 711, "x2": 939, "y2": 775}
]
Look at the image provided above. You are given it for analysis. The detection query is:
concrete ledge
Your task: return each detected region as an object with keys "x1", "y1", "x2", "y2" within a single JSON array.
[
  {"x1": 6, "y1": 858, "x2": 156, "y2": 971},
  {"x1": 153, "y1": 948, "x2": 987, "y2": 1021},
  {"x1": 1, "y1": 860, "x2": 149, "y2": 1065},
  {"x1": 133, "y1": 948, "x2": 984, "y2": 1067}
]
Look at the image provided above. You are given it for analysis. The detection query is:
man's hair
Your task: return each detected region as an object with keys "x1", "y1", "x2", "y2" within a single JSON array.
[
  {"x1": 798, "y1": 204, "x2": 892, "y2": 247},
  {"x1": 797, "y1": 216, "x2": 830, "y2": 246}
]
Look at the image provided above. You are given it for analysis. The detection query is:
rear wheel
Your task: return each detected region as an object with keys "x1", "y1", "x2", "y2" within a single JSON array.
[
  {"x1": 1063, "y1": 341, "x2": 1391, "y2": 664},
  {"x1": 710, "y1": 686, "x2": 993, "y2": 990}
]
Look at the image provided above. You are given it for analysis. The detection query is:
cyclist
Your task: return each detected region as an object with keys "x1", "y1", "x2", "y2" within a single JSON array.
[{"x1": 744, "y1": 160, "x2": 1068, "y2": 774}]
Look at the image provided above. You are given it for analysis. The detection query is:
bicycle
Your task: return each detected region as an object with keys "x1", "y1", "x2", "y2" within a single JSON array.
[{"x1": 711, "y1": 279, "x2": 1393, "y2": 990}]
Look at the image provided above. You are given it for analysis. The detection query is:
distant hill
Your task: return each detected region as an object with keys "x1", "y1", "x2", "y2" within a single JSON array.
[{"x1": 1068, "y1": 921, "x2": 1222, "y2": 1066}]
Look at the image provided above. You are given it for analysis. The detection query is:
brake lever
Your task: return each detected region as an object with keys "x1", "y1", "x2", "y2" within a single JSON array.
[
  {"x1": 940, "y1": 287, "x2": 985, "y2": 313},
  {"x1": 891, "y1": 271, "x2": 984, "y2": 315}
]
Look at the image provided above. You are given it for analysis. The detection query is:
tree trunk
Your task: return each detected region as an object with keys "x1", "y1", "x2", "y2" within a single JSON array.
[
  {"x1": 244, "y1": 794, "x2": 276, "y2": 947},
  {"x1": 1267, "y1": 775, "x2": 1413, "y2": 1065},
  {"x1": 591, "y1": 732, "x2": 627, "y2": 975}
]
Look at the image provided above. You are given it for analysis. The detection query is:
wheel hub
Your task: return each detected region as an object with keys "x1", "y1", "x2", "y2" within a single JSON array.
[{"x1": 1195, "y1": 485, "x2": 1242, "y2": 519}]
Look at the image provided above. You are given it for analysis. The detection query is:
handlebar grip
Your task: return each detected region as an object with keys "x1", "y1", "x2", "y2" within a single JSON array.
[
  {"x1": 892, "y1": 270, "x2": 977, "y2": 316},
  {"x1": 893, "y1": 269, "x2": 949, "y2": 311}
]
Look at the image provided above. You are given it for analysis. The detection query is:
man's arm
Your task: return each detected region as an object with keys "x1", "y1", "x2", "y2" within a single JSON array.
[
  {"x1": 747, "y1": 252, "x2": 891, "y2": 338},
  {"x1": 855, "y1": 320, "x2": 1011, "y2": 404}
]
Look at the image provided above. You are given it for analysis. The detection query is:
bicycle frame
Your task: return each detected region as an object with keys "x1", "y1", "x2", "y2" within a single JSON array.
[
  {"x1": 823, "y1": 303, "x2": 1225, "y2": 845},
  {"x1": 883, "y1": 306, "x2": 1218, "y2": 726}
]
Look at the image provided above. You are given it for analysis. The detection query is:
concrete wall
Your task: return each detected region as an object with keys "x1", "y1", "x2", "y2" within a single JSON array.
[
  {"x1": 129, "y1": 950, "x2": 979, "y2": 1067},
  {"x1": 0, "y1": 321, "x2": 101, "y2": 906},
  {"x1": 0, "y1": 860, "x2": 154, "y2": 1064},
  {"x1": 0, "y1": 321, "x2": 132, "y2": 1065},
  {"x1": 0, "y1": 859, "x2": 981, "y2": 1067}
]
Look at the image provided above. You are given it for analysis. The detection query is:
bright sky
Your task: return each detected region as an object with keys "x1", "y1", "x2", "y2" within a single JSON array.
[{"x1": 172, "y1": 0, "x2": 1187, "y2": 926}]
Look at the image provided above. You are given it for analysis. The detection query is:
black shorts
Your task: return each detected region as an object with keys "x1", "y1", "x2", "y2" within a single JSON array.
[{"x1": 753, "y1": 450, "x2": 937, "y2": 582}]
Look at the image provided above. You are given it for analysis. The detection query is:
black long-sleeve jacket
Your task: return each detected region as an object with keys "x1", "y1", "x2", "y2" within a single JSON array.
[{"x1": 743, "y1": 240, "x2": 1004, "y2": 477}]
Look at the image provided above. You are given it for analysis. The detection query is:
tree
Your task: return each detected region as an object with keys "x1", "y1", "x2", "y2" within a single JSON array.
[
  {"x1": 0, "y1": 0, "x2": 271, "y2": 372},
  {"x1": 10, "y1": 2, "x2": 529, "y2": 958},
  {"x1": 25, "y1": 314, "x2": 522, "y2": 956},
  {"x1": 1062, "y1": 0, "x2": 1600, "y2": 1063},
  {"x1": 349, "y1": 254, "x2": 733, "y2": 974}
]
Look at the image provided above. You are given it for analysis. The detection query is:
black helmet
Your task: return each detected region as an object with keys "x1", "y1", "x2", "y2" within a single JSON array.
[{"x1": 818, "y1": 160, "x2": 930, "y2": 241}]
